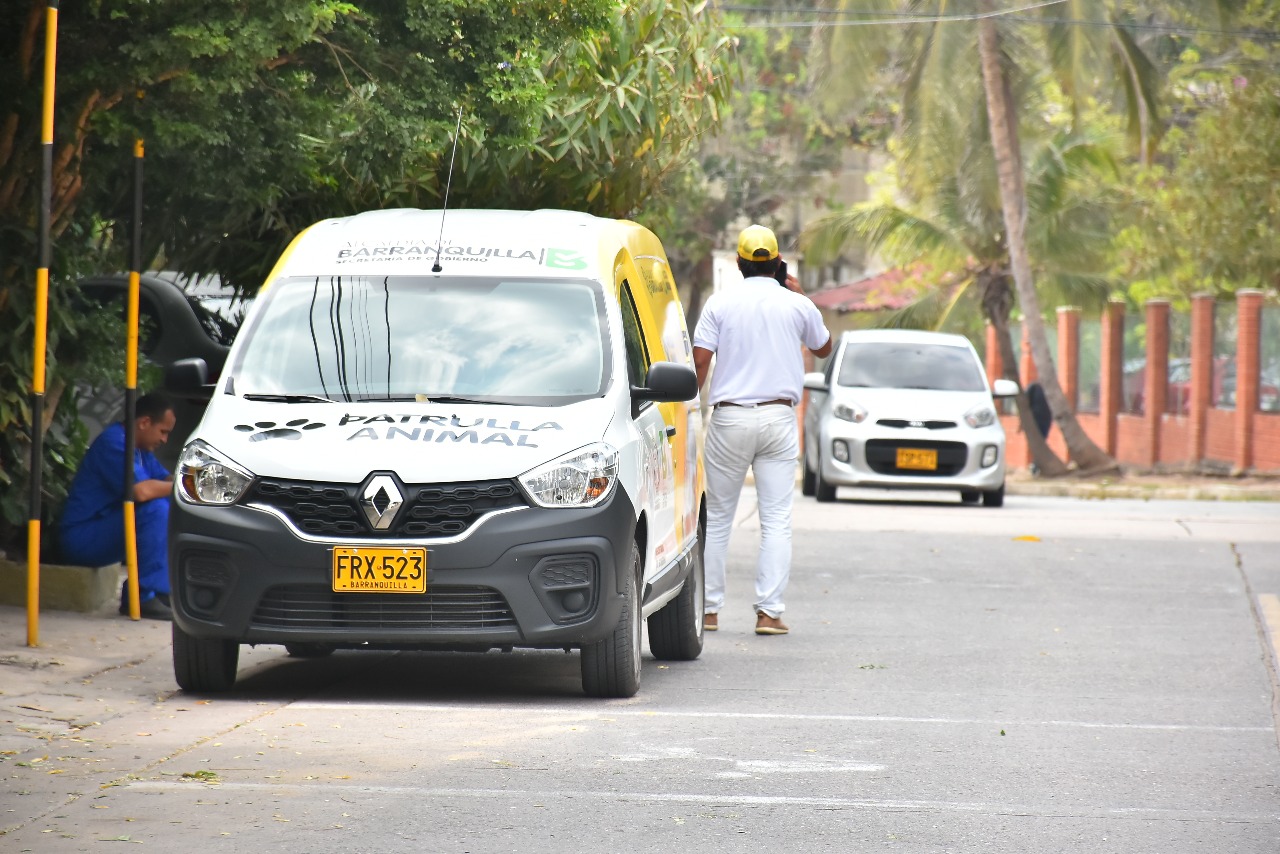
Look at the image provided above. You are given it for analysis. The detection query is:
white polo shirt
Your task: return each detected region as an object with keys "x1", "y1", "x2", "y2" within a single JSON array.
[{"x1": 693, "y1": 276, "x2": 830, "y2": 406}]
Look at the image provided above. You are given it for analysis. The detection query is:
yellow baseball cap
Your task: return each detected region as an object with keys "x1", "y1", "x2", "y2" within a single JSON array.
[{"x1": 737, "y1": 224, "x2": 779, "y2": 261}]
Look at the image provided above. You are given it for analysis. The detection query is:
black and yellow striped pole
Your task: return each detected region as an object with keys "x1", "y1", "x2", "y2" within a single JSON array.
[
  {"x1": 121, "y1": 135, "x2": 144, "y2": 621},
  {"x1": 27, "y1": 0, "x2": 59, "y2": 647}
]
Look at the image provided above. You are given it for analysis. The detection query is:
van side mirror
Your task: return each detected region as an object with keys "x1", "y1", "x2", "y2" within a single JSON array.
[
  {"x1": 991, "y1": 378, "x2": 1019, "y2": 398},
  {"x1": 632, "y1": 361, "x2": 698, "y2": 403},
  {"x1": 803, "y1": 371, "x2": 828, "y2": 392},
  {"x1": 166, "y1": 357, "x2": 214, "y2": 400}
]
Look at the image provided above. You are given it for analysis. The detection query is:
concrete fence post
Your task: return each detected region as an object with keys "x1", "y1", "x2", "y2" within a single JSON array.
[
  {"x1": 1189, "y1": 293, "x2": 1214, "y2": 465},
  {"x1": 1235, "y1": 289, "x2": 1264, "y2": 473},
  {"x1": 1099, "y1": 299, "x2": 1125, "y2": 456},
  {"x1": 1056, "y1": 306, "x2": 1080, "y2": 412},
  {"x1": 1143, "y1": 299, "x2": 1171, "y2": 468},
  {"x1": 985, "y1": 323, "x2": 1003, "y2": 386}
]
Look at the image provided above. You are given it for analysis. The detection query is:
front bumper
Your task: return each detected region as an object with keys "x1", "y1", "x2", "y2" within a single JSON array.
[
  {"x1": 169, "y1": 488, "x2": 637, "y2": 650},
  {"x1": 817, "y1": 425, "x2": 1006, "y2": 492}
]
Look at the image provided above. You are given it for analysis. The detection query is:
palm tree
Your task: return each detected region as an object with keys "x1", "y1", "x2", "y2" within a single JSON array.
[
  {"x1": 803, "y1": 129, "x2": 1118, "y2": 475},
  {"x1": 807, "y1": 1, "x2": 1208, "y2": 472}
]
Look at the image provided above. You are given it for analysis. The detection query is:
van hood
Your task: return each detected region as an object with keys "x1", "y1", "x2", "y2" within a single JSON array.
[
  {"x1": 830, "y1": 386, "x2": 996, "y2": 423},
  {"x1": 191, "y1": 397, "x2": 614, "y2": 483}
]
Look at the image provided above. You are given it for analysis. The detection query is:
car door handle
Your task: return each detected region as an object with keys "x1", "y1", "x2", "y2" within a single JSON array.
[{"x1": 665, "y1": 425, "x2": 677, "y2": 439}]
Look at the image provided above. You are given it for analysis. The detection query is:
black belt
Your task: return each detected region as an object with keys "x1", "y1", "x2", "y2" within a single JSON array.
[{"x1": 714, "y1": 399, "x2": 793, "y2": 408}]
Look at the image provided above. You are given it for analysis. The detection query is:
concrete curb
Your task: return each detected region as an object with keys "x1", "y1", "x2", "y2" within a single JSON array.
[{"x1": 0, "y1": 559, "x2": 119, "y2": 613}]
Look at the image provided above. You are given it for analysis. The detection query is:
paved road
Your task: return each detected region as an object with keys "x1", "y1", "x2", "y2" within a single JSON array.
[{"x1": 3, "y1": 490, "x2": 1278, "y2": 852}]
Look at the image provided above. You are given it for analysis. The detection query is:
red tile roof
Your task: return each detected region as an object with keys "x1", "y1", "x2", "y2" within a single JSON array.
[{"x1": 810, "y1": 268, "x2": 919, "y2": 313}]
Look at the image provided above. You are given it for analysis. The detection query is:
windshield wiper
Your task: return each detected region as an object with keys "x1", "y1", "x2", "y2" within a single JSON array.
[
  {"x1": 242, "y1": 393, "x2": 335, "y2": 403},
  {"x1": 357, "y1": 395, "x2": 515, "y2": 405}
]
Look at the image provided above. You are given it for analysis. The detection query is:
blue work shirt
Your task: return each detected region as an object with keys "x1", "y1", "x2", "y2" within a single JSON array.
[{"x1": 61, "y1": 422, "x2": 171, "y2": 529}]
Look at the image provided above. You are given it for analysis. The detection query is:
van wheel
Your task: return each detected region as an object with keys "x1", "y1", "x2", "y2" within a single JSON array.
[
  {"x1": 581, "y1": 542, "x2": 642, "y2": 698},
  {"x1": 173, "y1": 623, "x2": 239, "y2": 693},
  {"x1": 648, "y1": 518, "x2": 705, "y2": 662},
  {"x1": 983, "y1": 484, "x2": 1005, "y2": 507},
  {"x1": 815, "y1": 458, "x2": 837, "y2": 503},
  {"x1": 285, "y1": 643, "x2": 335, "y2": 658},
  {"x1": 801, "y1": 453, "x2": 816, "y2": 496}
]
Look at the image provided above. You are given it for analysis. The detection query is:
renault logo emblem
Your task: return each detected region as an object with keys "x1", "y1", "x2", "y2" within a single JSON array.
[{"x1": 360, "y1": 475, "x2": 403, "y2": 531}]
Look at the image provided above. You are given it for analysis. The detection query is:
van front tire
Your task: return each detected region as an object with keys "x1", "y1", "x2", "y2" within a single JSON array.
[
  {"x1": 173, "y1": 623, "x2": 239, "y2": 693},
  {"x1": 648, "y1": 519, "x2": 705, "y2": 662},
  {"x1": 581, "y1": 543, "x2": 642, "y2": 698}
]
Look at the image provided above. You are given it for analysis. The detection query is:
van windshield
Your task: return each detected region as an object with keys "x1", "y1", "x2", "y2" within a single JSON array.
[
  {"x1": 838, "y1": 342, "x2": 987, "y2": 392},
  {"x1": 229, "y1": 276, "x2": 610, "y2": 404}
]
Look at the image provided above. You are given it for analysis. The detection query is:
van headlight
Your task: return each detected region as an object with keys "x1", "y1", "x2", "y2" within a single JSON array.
[
  {"x1": 520, "y1": 443, "x2": 618, "y2": 508},
  {"x1": 176, "y1": 440, "x2": 254, "y2": 505},
  {"x1": 964, "y1": 405, "x2": 997, "y2": 428}
]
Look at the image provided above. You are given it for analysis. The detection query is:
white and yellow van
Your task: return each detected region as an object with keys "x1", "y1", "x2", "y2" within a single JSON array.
[{"x1": 165, "y1": 209, "x2": 706, "y2": 697}]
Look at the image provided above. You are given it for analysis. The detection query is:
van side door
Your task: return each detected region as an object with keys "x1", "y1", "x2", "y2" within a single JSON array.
[{"x1": 618, "y1": 281, "x2": 679, "y2": 580}]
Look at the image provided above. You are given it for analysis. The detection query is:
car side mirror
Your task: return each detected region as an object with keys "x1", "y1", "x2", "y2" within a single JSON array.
[
  {"x1": 632, "y1": 361, "x2": 698, "y2": 403},
  {"x1": 803, "y1": 371, "x2": 829, "y2": 392},
  {"x1": 991, "y1": 378, "x2": 1019, "y2": 398},
  {"x1": 166, "y1": 357, "x2": 214, "y2": 400}
]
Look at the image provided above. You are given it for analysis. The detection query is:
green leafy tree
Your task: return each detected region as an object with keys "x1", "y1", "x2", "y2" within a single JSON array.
[{"x1": 0, "y1": 0, "x2": 614, "y2": 552}]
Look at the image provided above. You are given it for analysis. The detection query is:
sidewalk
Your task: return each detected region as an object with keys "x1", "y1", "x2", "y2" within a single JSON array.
[{"x1": 1006, "y1": 468, "x2": 1280, "y2": 501}]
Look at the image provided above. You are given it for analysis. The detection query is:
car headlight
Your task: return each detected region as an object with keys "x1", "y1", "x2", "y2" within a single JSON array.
[
  {"x1": 964, "y1": 405, "x2": 996, "y2": 428},
  {"x1": 833, "y1": 401, "x2": 868, "y2": 423},
  {"x1": 519, "y1": 443, "x2": 619, "y2": 508},
  {"x1": 176, "y1": 440, "x2": 254, "y2": 505}
]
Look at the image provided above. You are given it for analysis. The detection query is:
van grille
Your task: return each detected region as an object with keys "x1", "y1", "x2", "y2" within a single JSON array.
[
  {"x1": 251, "y1": 584, "x2": 516, "y2": 630},
  {"x1": 247, "y1": 478, "x2": 527, "y2": 538}
]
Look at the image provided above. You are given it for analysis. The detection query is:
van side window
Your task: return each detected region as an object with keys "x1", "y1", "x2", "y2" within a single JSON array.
[{"x1": 619, "y1": 283, "x2": 650, "y2": 387}]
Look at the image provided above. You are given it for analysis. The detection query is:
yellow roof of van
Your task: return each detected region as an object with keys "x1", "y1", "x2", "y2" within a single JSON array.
[{"x1": 269, "y1": 209, "x2": 660, "y2": 284}]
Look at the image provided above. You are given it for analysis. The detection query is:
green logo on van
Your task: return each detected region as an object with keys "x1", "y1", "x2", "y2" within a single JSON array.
[{"x1": 545, "y1": 248, "x2": 588, "y2": 271}]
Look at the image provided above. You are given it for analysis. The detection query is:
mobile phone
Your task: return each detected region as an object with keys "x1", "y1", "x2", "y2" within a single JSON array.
[{"x1": 774, "y1": 259, "x2": 789, "y2": 287}]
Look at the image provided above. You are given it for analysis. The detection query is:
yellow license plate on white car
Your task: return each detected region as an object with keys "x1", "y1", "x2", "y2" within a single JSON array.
[
  {"x1": 332, "y1": 547, "x2": 426, "y2": 593},
  {"x1": 896, "y1": 448, "x2": 938, "y2": 471}
]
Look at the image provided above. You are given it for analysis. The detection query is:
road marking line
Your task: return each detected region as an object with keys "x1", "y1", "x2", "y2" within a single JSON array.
[
  {"x1": 286, "y1": 702, "x2": 1270, "y2": 732},
  {"x1": 126, "y1": 781, "x2": 1280, "y2": 821}
]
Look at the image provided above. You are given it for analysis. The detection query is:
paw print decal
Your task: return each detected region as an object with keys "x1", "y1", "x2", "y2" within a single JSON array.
[{"x1": 235, "y1": 419, "x2": 326, "y2": 442}]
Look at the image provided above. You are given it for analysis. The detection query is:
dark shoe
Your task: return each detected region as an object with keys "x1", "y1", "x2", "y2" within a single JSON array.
[
  {"x1": 703, "y1": 613, "x2": 719, "y2": 632},
  {"x1": 120, "y1": 595, "x2": 173, "y2": 621},
  {"x1": 755, "y1": 611, "x2": 789, "y2": 635},
  {"x1": 156, "y1": 592, "x2": 171, "y2": 608}
]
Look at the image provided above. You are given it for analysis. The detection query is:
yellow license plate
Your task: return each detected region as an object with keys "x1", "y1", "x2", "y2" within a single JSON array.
[
  {"x1": 332, "y1": 547, "x2": 426, "y2": 593},
  {"x1": 896, "y1": 448, "x2": 938, "y2": 471}
]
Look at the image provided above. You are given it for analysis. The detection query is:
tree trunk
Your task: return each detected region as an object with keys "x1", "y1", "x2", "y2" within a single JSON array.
[
  {"x1": 980, "y1": 273, "x2": 1067, "y2": 476},
  {"x1": 976, "y1": 10, "x2": 1117, "y2": 474}
]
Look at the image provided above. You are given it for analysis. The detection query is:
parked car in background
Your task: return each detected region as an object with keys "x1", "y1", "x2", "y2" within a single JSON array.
[
  {"x1": 1122, "y1": 356, "x2": 1280, "y2": 414},
  {"x1": 75, "y1": 272, "x2": 251, "y2": 470},
  {"x1": 802, "y1": 329, "x2": 1018, "y2": 506}
]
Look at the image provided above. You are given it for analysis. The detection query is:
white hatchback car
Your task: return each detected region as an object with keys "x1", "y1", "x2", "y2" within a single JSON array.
[{"x1": 802, "y1": 329, "x2": 1018, "y2": 506}]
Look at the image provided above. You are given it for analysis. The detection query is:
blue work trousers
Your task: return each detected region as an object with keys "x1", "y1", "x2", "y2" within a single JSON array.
[{"x1": 59, "y1": 498, "x2": 170, "y2": 600}]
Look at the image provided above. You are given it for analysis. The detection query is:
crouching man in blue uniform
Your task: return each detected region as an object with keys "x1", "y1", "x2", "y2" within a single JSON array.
[{"x1": 60, "y1": 392, "x2": 177, "y2": 620}]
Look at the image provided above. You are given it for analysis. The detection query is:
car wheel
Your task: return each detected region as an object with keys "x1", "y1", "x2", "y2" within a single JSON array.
[
  {"x1": 648, "y1": 516, "x2": 705, "y2": 662},
  {"x1": 285, "y1": 643, "x2": 335, "y2": 658},
  {"x1": 814, "y1": 457, "x2": 837, "y2": 503},
  {"x1": 581, "y1": 542, "x2": 642, "y2": 698},
  {"x1": 982, "y1": 484, "x2": 1005, "y2": 507},
  {"x1": 960, "y1": 490, "x2": 980, "y2": 504},
  {"x1": 173, "y1": 622, "x2": 239, "y2": 692},
  {"x1": 801, "y1": 451, "x2": 816, "y2": 497}
]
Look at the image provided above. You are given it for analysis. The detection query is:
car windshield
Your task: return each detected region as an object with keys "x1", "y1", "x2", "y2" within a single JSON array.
[
  {"x1": 838, "y1": 341, "x2": 987, "y2": 392},
  {"x1": 228, "y1": 275, "x2": 609, "y2": 405}
]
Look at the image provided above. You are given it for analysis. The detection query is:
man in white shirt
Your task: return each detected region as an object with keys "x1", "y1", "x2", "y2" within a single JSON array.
[{"x1": 692, "y1": 224, "x2": 832, "y2": 635}]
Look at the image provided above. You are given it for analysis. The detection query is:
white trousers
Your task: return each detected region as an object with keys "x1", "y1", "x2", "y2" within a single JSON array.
[{"x1": 702, "y1": 404, "x2": 798, "y2": 619}]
